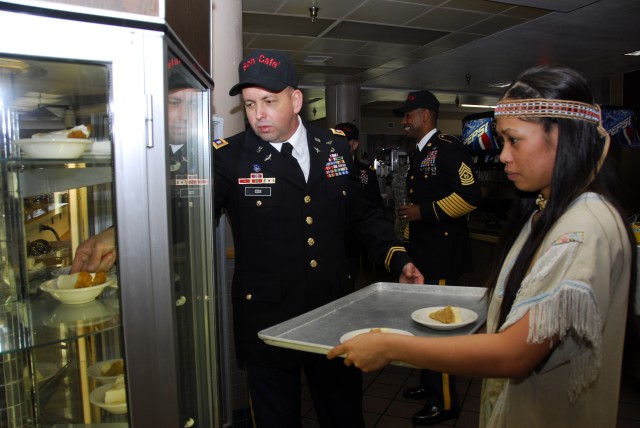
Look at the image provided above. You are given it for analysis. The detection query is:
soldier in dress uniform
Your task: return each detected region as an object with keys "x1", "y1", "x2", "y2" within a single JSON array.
[
  {"x1": 334, "y1": 122, "x2": 383, "y2": 208},
  {"x1": 213, "y1": 50, "x2": 423, "y2": 428},
  {"x1": 393, "y1": 90, "x2": 482, "y2": 425},
  {"x1": 334, "y1": 122, "x2": 384, "y2": 287}
]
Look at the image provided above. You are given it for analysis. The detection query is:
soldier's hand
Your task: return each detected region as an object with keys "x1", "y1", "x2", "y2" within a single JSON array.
[{"x1": 399, "y1": 263, "x2": 424, "y2": 284}]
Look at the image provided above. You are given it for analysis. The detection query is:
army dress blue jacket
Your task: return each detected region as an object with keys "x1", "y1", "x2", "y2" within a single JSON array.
[
  {"x1": 213, "y1": 123, "x2": 411, "y2": 367},
  {"x1": 405, "y1": 131, "x2": 482, "y2": 279}
]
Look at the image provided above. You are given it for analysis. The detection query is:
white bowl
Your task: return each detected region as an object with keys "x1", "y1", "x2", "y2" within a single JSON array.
[
  {"x1": 87, "y1": 358, "x2": 125, "y2": 384},
  {"x1": 52, "y1": 267, "x2": 118, "y2": 288},
  {"x1": 89, "y1": 383, "x2": 127, "y2": 414},
  {"x1": 40, "y1": 277, "x2": 114, "y2": 305},
  {"x1": 45, "y1": 300, "x2": 112, "y2": 327},
  {"x1": 17, "y1": 138, "x2": 92, "y2": 159}
]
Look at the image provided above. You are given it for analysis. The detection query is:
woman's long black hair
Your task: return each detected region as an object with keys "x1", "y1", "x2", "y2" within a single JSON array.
[{"x1": 486, "y1": 65, "x2": 637, "y2": 330}]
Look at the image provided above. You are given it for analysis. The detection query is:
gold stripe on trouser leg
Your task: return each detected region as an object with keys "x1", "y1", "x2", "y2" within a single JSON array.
[
  {"x1": 249, "y1": 395, "x2": 256, "y2": 428},
  {"x1": 442, "y1": 372, "x2": 452, "y2": 410},
  {"x1": 244, "y1": 369, "x2": 257, "y2": 428},
  {"x1": 439, "y1": 279, "x2": 452, "y2": 410}
]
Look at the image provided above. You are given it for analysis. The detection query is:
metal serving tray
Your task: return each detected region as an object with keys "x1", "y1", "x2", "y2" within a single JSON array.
[{"x1": 258, "y1": 282, "x2": 488, "y2": 361}]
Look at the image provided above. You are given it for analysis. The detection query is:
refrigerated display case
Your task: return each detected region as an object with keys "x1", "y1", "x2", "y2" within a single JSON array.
[{"x1": 0, "y1": 4, "x2": 219, "y2": 427}]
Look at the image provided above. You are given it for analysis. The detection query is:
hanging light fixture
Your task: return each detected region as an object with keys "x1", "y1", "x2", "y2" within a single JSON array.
[{"x1": 309, "y1": 0, "x2": 319, "y2": 23}]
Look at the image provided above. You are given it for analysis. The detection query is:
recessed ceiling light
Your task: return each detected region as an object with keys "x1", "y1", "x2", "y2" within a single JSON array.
[
  {"x1": 624, "y1": 50, "x2": 640, "y2": 56},
  {"x1": 304, "y1": 55, "x2": 332, "y2": 64}
]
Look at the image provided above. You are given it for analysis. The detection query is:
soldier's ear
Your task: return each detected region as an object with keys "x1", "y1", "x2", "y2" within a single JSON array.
[{"x1": 291, "y1": 88, "x2": 303, "y2": 114}]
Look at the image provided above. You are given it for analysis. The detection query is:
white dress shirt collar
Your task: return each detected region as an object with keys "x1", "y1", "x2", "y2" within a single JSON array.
[
  {"x1": 270, "y1": 116, "x2": 310, "y2": 181},
  {"x1": 417, "y1": 128, "x2": 438, "y2": 152}
]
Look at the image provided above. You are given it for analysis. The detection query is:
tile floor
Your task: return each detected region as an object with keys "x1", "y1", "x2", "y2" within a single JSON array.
[
  {"x1": 296, "y1": 264, "x2": 640, "y2": 427},
  {"x1": 300, "y1": 364, "x2": 640, "y2": 427}
]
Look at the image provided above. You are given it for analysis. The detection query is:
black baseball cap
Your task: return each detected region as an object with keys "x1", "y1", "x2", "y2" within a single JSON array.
[
  {"x1": 393, "y1": 90, "x2": 440, "y2": 116},
  {"x1": 335, "y1": 122, "x2": 359, "y2": 141},
  {"x1": 229, "y1": 50, "x2": 298, "y2": 96},
  {"x1": 168, "y1": 57, "x2": 197, "y2": 91}
]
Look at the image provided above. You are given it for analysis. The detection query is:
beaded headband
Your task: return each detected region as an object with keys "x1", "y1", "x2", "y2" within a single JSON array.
[
  {"x1": 494, "y1": 98, "x2": 602, "y2": 124},
  {"x1": 495, "y1": 98, "x2": 611, "y2": 179}
]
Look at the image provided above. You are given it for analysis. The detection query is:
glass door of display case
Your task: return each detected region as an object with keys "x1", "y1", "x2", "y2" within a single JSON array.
[
  {"x1": 164, "y1": 51, "x2": 220, "y2": 427},
  {"x1": 0, "y1": 7, "x2": 218, "y2": 427}
]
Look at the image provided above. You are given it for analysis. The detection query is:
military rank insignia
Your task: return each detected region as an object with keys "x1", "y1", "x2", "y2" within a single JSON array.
[
  {"x1": 459, "y1": 162, "x2": 475, "y2": 185},
  {"x1": 324, "y1": 153, "x2": 348, "y2": 177},
  {"x1": 331, "y1": 128, "x2": 346, "y2": 137},
  {"x1": 212, "y1": 138, "x2": 229, "y2": 150}
]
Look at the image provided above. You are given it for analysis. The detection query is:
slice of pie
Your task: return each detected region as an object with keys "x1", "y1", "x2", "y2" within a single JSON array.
[{"x1": 428, "y1": 306, "x2": 461, "y2": 324}]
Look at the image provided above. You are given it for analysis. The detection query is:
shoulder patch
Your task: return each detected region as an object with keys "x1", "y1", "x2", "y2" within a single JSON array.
[
  {"x1": 212, "y1": 138, "x2": 229, "y2": 150},
  {"x1": 331, "y1": 128, "x2": 346, "y2": 137},
  {"x1": 438, "y1": 134, "x2": 460, "y2": 144}
]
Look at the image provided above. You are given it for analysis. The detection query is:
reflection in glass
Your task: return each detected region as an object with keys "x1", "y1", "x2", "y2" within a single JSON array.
[{"x1": 167, "y1": 55, "x2": 216, "y2": 426}]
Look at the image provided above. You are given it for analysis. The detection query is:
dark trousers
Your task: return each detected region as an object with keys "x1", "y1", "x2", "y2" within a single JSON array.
[
  {"x1": 418, "y1": 278, "x2": 460, "y2": 411},
  {"x1": 419, "y1": 370, "x2": 460, "y2": 410},
  {"x1": 246, "y1": 355, "x2": 365, "y2": 428}
]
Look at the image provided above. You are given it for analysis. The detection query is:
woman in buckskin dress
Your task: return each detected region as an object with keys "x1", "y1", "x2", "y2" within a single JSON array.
[{"x1": 329, "y1": 65, "x2": 637, "y2": 427}]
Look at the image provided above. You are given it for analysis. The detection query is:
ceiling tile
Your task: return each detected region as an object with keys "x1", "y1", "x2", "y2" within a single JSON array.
[
  {"x1": 242, "y1": 0, "x2": 286, "y2": 13},
  {"x1": 379, "y1": 57, "x2": 421, "y2": 69},
  {"x1": 325, "y1": 21, "x2": 448, "y2": 45},
  {"x1": 245, "y1": 34, "x2": 314, "y2": 51},
  {"x1": 355, "y1": 42, "x2": 423, "y2": 57},
  {"x1": 328, "y1": 54, "x2": 394, "y2": 68},
  {"x1": 345, "y1": 0, "x2": 432, "y2": 25},
  {"x1": 295, "y1": 63, "x2": 367, "y2": 76},
  {"x1": 501, "y1": 6, "x2": 551, "y2": 19},
  {"x1": 304, "y1": 38, "x2": 370, "y2": 55},
  {"x1": 463, "y1": 15, "x2": 526, "y2": 35},
  {"x1": 445, "y1": 0, "x2": 511, "y2": 13},
  {"x1": 357, "y1": 67, "x2": 395, "y2": 81},
  {"x1": 409, "y1": 8, "x2": 491, "y2": 31},
  {"x1": 411, "y1": 46, "x2": 455, "y2": 59},
  {"x1": 243, "y1": 13, "x2": 334, "y2": 37},
  {"x1": 397, "y1": 0, "x2": 444, "y2": 5},
  {"x1": 490, "y1": 0, "x2": 597, "y2": 13},
  {"x1": 425, "y1": 32, "x2": 484, "y2": 49}
]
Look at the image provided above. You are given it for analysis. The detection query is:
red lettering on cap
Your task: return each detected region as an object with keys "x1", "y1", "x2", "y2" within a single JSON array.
[
  {"x1": 168, "y1": 57, "x2": 182, "y2": 70},
  {"x1": 258, "y1": 54, "x2": 280, "y2": 69},
  {"x1": 242, "y1": 58, "x2": 256, "y2": 72},
  {"x1": 408, "y1": 95, "x2": 416, "y2": 101}
]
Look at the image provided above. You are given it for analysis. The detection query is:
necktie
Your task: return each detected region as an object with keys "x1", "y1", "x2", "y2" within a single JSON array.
[{"x1": 281, "y1": 142, "x2": 305, "y2": 183}]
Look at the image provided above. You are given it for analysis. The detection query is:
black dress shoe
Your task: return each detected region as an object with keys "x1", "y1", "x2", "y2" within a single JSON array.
[
  {"x1": 403, "y1": 386, "x2": 429, "y2": 400},
  {"x1": 412, "y1": 405, "x2": 460, "y2": 426}
]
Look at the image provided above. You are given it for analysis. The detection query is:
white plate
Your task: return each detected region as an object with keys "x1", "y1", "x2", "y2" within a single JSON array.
[
  {"x1": 89, "y1": 383, "x2": 127, "y2": 414},
  {"x1": 88, "y1": 358, "x2": 125, "y2": 384},
  {"x1": 340, "y1": 328, "x2": 414, "y2": 343},
  {"x1": 411, "y1": 307, "x2": 478, "y2": 330},
  {"x1": 17, "y1": 138, "x2": 92, "y2": 159},
  {"x1": 40, "y1": 276, "x2": 114, "y2": 305}
]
